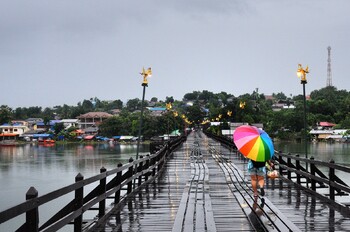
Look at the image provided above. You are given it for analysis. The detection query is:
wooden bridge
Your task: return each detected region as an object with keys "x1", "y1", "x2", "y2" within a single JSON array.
[{"x1": 1, "y1": 131, "x2": 350, "y2": 231}]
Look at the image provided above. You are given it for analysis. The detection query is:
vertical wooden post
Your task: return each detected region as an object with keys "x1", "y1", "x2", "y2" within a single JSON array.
[
  {"x1": 278, "y1": 153, "x2": 283, "y2": 176},
  {"x1": 99, "y1": 167, "x2": 107, "y2": 218},
  {"x1": 287, "y1": 155, "x2": 292, "y2": 180},
  {"x1": 152, "y1": 155, "x2": 156, "y2": 177},
  {"x1": 310, "y1": 157, "x2": 316, "y2": 191},
  {"x1": 127, "y1": 158, "x2": 134, "y2": 194},
  {"x1": 145, "y1": 154, "x2": 150, "y2": 181},
  {"x1": 74, "y1": 173, "x2": 84, "y2": 232},
  {"x1": 296, "y1": 155, "x2": 301, "y2": 184},
  {"x1": 115, "y1": 163, "x2": 123, "y2": 205},
  {"x1": 329, "y1": 159, "x2": 335, "y2": 201},
  {"x1": 138, "y1": 155, "x2": 144, "y2": 187},
  {"x1": 26, "y1": 187, "x2": 39, "y2": 232}
]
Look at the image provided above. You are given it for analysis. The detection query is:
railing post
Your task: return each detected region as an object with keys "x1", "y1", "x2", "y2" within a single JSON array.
[
  {"x1": 26, "y1": 187, "x2": 39, "y2": 232},
  {"x1": 278, "y1": 152, "x2": 283, "y2": 176},
  {"x1": 138, "y1": 155, "x2": 144, "y2": 187},
  {"x1": 310, "y1": 157, "x2": 316, "y2": 191},
  {"x1": 152, "y1": 155, "x2": 156, "y2": 176},
  {"x1": 127, "y1": 158, "x2": 134, "y2": 194},
  {"x1": 296, "y1": 155, "x2": 301, "y2": 184},
  {"x1": 74, "y1": 173, "x2": 84, "y2": 232},
  {"x1": 287, "y1": 155, "x2": 292, "y2": 180},
  {"x1": 115, "y1": 163, "x2": 123, "y2": 205},
  {"x1": 329, "y1": 159, "x2": 335, "y2": 201},
  {"x1": 158, "y1": 150, "x2": 164, "y2": 172},
  {"x1": 99, "y1": 167, "x2": 107, "y2": 218},
  {"x1": 145, "y1": 154, "x2": 150, "y2": 181}
]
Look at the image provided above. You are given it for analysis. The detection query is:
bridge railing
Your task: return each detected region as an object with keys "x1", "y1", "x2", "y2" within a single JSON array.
[
  {"x1": 204, "y1": 131, "x2": 350, "y2": 214},
  {"x1": 0, "y1": 136, "x2": 186, "y2": 232},
  {"x1": 276, "y1": 151, "x2": 350, "y2": 214}
]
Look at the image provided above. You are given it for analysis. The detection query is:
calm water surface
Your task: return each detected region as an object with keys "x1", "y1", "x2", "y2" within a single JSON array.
[
  {"x1": 275, "y1": 141, "x2": 350, "y2": 166},
  {"x1": 0, "y1": 143, "x2": 150, "y2": 210}
]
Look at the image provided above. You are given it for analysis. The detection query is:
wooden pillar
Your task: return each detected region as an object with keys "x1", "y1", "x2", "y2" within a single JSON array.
[
  {"x1": 127, "y1": 158, "x2": 134, "y2": 194},
  {"x1": 145, "y1": 154, "x2": 150, "y2": 181},
  {"x1": 138, "y1": 156, "x2": 144, "y2": 187},
  {"x1": 99, "y1": 167, "x2": 107, "y2": 218},
  {"x1": 74, "y1": 173, "x2": 84, "y2": 232},
  {"x1": 278, "y1": 152, "x2": 284, "y2": 176},
  {"x1": 26, "y1": 187, "x2": 39, "y2": 232},
  {"x1": 296, "y1": 155, "x2": 301, "y2": 184},
  {"x1": 329, "y1": 159, "x2": 335, "y2": 201},
  {"x1": 310, "y1": 157, "x2": 316, "y2": 191},
  {"x1": 287, "y1": 156, "x2": 292, "y2": 180},
  {"x1": 115, "y1": 163, "x2": 123, "y2": 204}
]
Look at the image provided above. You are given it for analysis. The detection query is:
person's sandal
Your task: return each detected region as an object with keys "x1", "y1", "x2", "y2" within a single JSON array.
[
  {"x1": 260, "y1": 187, "x2": 265, "y2": 196},
  {"x1": 260, "y1": 198, "x2": 265, "y2": 208}
]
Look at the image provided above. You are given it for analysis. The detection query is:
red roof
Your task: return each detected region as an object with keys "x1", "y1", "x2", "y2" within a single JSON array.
[{"x1": 319, "y1": 122, "x2": 336, "y2": 127}]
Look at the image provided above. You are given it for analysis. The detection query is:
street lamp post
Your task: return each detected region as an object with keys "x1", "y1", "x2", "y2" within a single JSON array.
[
  {"x1": 136, "y1": 67, "x2": 152, "y2": 160},
  {"x1": 297, "y1": 64, "x2": 309, "y2": 186},
  {"x1": 166, "y1": 102, "x2": 172, "y2": 140}
]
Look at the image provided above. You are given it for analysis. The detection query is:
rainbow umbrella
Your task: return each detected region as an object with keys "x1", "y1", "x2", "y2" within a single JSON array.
[{"x1": 233, "y1": 125, "x2": 274, "y2": 162}]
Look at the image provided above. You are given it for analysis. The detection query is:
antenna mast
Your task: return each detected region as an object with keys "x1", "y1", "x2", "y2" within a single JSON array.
[{"x1": 326, "y1": 46, "x2": 333, "y2": 87}]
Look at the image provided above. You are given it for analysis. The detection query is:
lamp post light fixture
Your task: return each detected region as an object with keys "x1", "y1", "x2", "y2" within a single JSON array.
[
  {"x1": 136, "y1": 67, "x2": 152, "y2": 160},
  {"x1": 227, "y1": 110, "x2": 233, "y2": 138},
  {"x1": 166, "y1": 102, "x2": 172, "y2": 139},
  {"x1": 297, "y1": 64, "x2": 309, "y2": 186}
]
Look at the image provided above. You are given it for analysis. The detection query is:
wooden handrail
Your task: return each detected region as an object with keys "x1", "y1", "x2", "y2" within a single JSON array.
[{"x1": 0, "y1": 136, "x2": 186, "y2": 232}]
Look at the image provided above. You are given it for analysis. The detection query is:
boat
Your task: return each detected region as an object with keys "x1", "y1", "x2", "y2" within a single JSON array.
[
  {"x1": 38, "y1": 139, "x2": 55, "y2": 144},
  {"x1": 33, "y1": 134, "x2": 55, "y2": 145}
]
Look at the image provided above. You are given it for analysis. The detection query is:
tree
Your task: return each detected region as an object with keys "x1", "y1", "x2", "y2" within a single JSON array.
[
  {"x1": 183, "y1": 91, "x2": 200, "y2": 101},
  {"x1": 186, "y1": 103, "x2": 206, "y2": 124},
  {"x1": 82, "y1": 99, "x2": 94, "y2": 112},
  {"x1": 126, "y1": 98, "x2": 142, "y2": 112},
  {"x1": 53, "y1": 122, "x2": 65, "y2": 135},
  {"x1": 0, "y1": 105, "x2": 13, "y2": 124}
]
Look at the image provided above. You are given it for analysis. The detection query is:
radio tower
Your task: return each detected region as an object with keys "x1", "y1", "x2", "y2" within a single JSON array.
[{"x1": 326, "y1": 46, "x2": 333, "y2": 87}]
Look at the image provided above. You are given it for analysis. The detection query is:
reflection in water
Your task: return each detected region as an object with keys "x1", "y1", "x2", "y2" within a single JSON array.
[{"x1": 0, "y1": 143, "x2": 149, "y2": 212}]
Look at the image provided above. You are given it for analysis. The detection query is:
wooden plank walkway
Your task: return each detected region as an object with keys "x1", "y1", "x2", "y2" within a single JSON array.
[{"x1": 93, "y1": 131, "x2": 350, "y2": 232}]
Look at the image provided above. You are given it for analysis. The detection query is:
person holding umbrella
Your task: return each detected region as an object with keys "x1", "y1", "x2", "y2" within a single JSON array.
[
  {"x1": 233, "y1": 125, "x2": 275, "y2": 198},
  {"x1": 247, "y1": 159, "x2": 274, "y2": 197}
]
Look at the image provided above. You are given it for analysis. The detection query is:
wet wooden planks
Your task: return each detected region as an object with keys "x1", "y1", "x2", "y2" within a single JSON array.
[
  {"x1": 94, "y1": 133, "x2": 254, "y2": 231},
  {"x1": 218, "y1": 141, "x2": 350, "y2": 232},
  {"x1": 94, "y1": 131, "x2": 350, "y2": 232}
]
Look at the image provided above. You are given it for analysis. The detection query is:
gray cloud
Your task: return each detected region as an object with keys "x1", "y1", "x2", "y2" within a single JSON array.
[{"x1": 0, "y1": 0, "x2": 349, "y2": 108}]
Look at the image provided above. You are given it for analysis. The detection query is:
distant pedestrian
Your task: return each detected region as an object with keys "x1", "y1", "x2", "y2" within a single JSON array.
[{"x1": 248, "y1": 159, "x2": 274, "y2": 197}]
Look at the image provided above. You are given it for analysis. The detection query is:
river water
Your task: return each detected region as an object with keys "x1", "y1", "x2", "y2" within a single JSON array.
[
  {"x1": 0, "y1": 141, "x2": 349, "y2": 230},
  {"x1": 0, "y1": 143, "x2": 150, "y2": 211},
  {"x1": 274, "y1": 141, "x2": 350, "y2": 166}
]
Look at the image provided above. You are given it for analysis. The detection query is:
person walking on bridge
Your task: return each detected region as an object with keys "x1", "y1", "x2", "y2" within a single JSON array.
[
  {"x1": 248, "y1": 159, "x2": 274, "y2": 197},
  {"x1": 233, "y1": 125, "x2": 275, "y2": 198}
]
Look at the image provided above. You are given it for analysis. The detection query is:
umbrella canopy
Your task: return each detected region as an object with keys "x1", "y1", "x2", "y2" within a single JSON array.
[{"x1": 233, "y1": 125, "x2": 274, "y2": 162}]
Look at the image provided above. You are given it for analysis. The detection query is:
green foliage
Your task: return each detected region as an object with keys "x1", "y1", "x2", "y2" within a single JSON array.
[
  {"x1": 53, "y1": 123, "x2": 65, "y2": 135},
  {"x1": 0, "y1": 105, "x2": 12, "y2": 124},
  {"x1": 1, "y1": 87, "x2": 350, "y2": 142}
]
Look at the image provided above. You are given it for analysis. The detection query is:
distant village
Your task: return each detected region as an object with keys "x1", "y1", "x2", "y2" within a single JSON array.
[
  {"x1": 1, "y1": 87, "x2": 350, "y2": 144},
  {"x1": 0, "y1": 108, "x2": 182, "y2": 145}
]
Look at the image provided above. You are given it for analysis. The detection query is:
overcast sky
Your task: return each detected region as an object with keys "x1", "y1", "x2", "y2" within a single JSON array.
[{"x1": 1, "y1": 0, "x2": 349, "y2": 108}]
